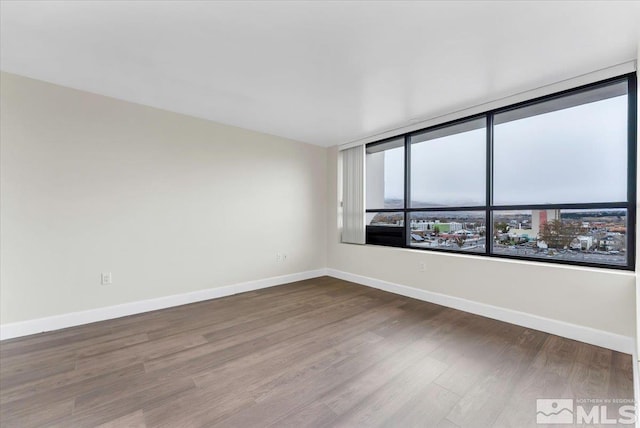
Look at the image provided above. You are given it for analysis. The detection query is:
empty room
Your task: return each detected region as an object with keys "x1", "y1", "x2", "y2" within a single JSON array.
[{"x1": 1, "y1": 1, "x2": 639, "y2": 427}]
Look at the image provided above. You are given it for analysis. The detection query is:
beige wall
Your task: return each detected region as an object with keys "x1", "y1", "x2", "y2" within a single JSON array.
[
  {"x1": 327, "y1": 146, "x2": 636, "y2": 338},
  {"x1": 0, "y1": 72, "x2": 327, "y2": 324},
  {"x1": 1, "y1": 70, "x2": 636, "y2": 341}
]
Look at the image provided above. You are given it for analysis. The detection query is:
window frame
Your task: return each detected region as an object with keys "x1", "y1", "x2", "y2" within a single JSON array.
[{"x1": 364, "y1": 73, "x2": 637, "y2": 271}]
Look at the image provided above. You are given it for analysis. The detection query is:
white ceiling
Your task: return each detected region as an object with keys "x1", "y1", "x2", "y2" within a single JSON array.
[{"x1": 1, "y1": 1, "x2": 639, "y2": 147}]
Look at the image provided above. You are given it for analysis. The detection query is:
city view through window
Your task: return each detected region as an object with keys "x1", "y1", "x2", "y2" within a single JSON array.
[
  {"x1": 369, "y1": 209, "x2": 627, "y2": 265},
  {"x1": 365, "y1": 76, "x2": 633, "y2": 268}
]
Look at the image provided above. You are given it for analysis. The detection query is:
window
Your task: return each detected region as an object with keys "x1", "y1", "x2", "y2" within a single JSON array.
[
  {"x1": 366, "y1": 138, "x2": 404, "y2": 209},
  {"x1": 409, "y1": 211, "x2": 486, "y2": 253},
  {"x1": 365, "y1": 138, "x2": 406, "y2": 247},
  {"x1": 493, "y1": 81, "x2": 628, "y2": 205},
  {"x1": 364, "y1": 74, "x2": 636, "y2": 270},
  {"x1": 492, "y1": 209, "x2": 628, "y2": 266},
  {"x1": 410, "y1": 118, "x2": 486, "y2": 208}
]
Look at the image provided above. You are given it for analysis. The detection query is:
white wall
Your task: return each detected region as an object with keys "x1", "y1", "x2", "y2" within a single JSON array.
[
  {"x1": 0, "y1": 72, "x2": 327, "y2": 325},
  {"x1": 327, "y1": 145, "x2": 636, "y2": 338}
]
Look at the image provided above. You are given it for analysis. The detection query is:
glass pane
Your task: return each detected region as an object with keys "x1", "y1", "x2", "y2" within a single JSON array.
[
  {"x1": 367, "y1": 212, "x2": 404, "y2": 227},
  {"x1": 492, "y1": 208, "x2": 627, "y2": 266},
  {"x1": 410, "y1": 118, "x2": 485, "y2": 208},
  {"x1": 366, "y1": 138, "x2": 404, "y2": 209},
  {"x1": 493, "y1": 81, "x2": 628, "y2": 205},
  {"x1": 409, "y1": 211, "x2": 486, "y2": 253}
]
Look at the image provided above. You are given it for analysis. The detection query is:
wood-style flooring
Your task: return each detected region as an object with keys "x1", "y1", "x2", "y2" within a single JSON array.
[{"x1": 0, "y1": 276, "x2": 634, "y2": 427}]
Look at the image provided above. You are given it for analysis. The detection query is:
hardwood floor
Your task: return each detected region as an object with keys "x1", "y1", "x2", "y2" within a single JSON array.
[{"x1": 0, "y1": 276, "x2": 634, "y2": 427}]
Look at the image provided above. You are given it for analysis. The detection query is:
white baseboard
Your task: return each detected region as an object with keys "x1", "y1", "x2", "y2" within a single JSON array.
[
  {"x1": 325, "y1": 268, "x2": 635, "y2": 354},
  {"x1": 3, "y1": 267, "x2": 634, "y2": 356},
  {"x1": 633, "y1": 351, "x2": 639, "y2": 407},
  {"x1": 0, "y1": 269, "x2": 326, "y2": 341}
]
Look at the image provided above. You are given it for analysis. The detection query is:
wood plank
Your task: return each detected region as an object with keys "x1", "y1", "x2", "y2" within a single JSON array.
[
  {"x1": 382, "y1": 382, "x2": 461, "y2": 427},
  {"x1": 328, "y1": 356, "x2": 449, "y2": 427},
  {"x1": 95, "y1": 410, "x2": 146, "y2": 428},
  {"x1": 445, "y1": 328, "x2": 548, "y2": 428},
  {"x1": 0, "y1": 277, "x2": 633, "y2": 428},
  {"x1": 0, "y1": 364, "x2": 145, "y2": 420}
]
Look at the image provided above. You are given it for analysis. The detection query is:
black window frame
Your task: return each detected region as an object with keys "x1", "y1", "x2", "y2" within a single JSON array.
[{"x1": 365, "y1": 73, "x2": 637, "y2": 271}]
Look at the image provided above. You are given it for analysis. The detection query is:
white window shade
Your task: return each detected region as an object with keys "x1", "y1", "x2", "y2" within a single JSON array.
[{"x1": 340, "y1": 145, "x2": 365, "y2": 244}]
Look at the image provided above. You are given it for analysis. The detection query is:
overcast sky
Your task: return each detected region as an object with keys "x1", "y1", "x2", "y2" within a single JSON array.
[{"x1": 382, "y1": 95, "x2": 627, "y2": 206}]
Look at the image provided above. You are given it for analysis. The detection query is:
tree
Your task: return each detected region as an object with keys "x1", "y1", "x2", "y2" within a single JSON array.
[
  {"x1": 454, "y1": 234, "x2": 466, "y2": 248},
  {"x1": 494, "y1": 222, "x2": 509, "y2": 233},
  {"x1": 433, "y1": 225, "x2": 440, "y2": 236},
  {"x1": 539, "y1": 219, "x2": 581, "y2": 249}
]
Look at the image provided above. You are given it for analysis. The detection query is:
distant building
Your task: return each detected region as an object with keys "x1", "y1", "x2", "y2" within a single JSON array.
[
  {"x1": 571, "y1": 235, "x2": 593, "y2": 251},
  {"x1": 508, "y1": 229, "x2": 534, "y2": 241},
  {"x1": 410, "y1": 233, "x2": 424, "y2": 242},
  {"x1": 531, "y1": 209, "x2": 561, "y2": 237},
  {"x1": 449, "y1": 222, "x2": 463, "y2": 232},
  {"x1": 410, "y1": 220, "x2": 462, "y2": 233}
]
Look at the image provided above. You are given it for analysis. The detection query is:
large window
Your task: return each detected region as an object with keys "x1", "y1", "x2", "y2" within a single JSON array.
[
  {"x1": 366, "y1": 138, "x2": 406, "y2": 247},
  {"x1": 364, "y1": 74, "x2": 636, "y2": 270},
  {"x1": 410, "y1": 118, "x2": 486, "y2": 208}
]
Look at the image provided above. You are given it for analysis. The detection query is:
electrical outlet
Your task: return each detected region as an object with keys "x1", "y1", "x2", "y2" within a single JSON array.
[
  {"x1": 276, "y1": 253, "x2": 282, "y2": 263},
  {"x1": 101, "y1": 272, "x2": 112, "y2": 285},
  {"x1": 419, "y1": 262, "x2": 426, "y2": 272}
]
